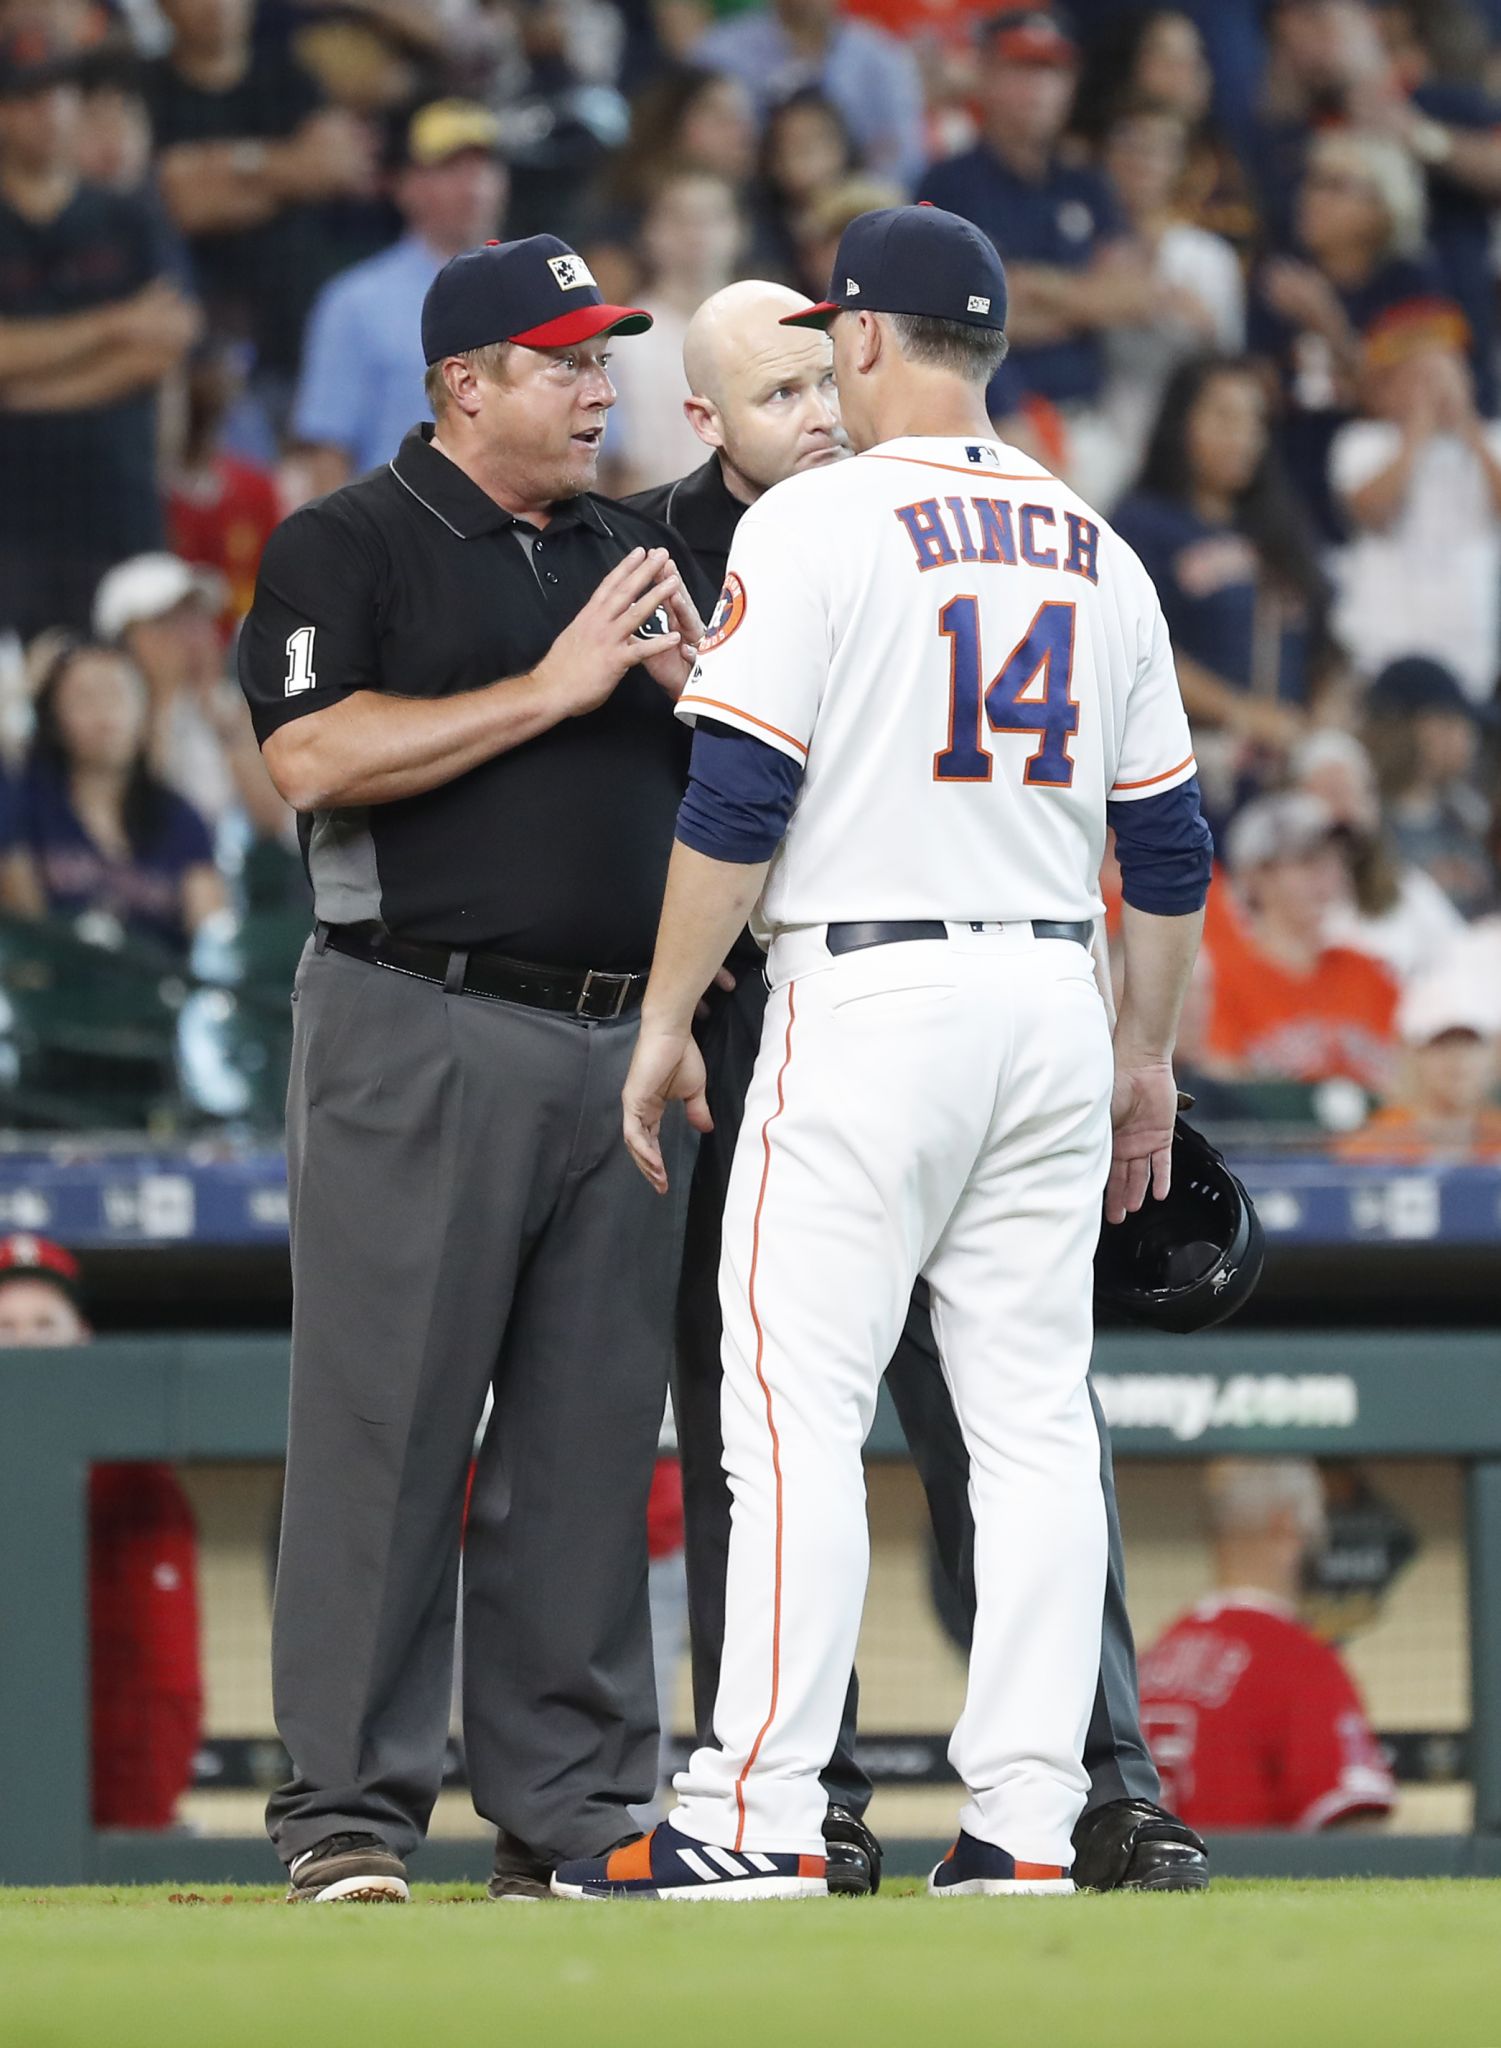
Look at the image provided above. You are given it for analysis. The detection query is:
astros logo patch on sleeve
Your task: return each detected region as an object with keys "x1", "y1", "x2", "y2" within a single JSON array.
[{"x1": 700, "y1": 572, "x2": 747, "y2": 652}]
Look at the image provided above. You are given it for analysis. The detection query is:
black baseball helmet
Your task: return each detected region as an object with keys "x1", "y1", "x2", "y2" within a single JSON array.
[{"x1": 1094, "y1": 1117, "x2": 1264, "y2": 1333}]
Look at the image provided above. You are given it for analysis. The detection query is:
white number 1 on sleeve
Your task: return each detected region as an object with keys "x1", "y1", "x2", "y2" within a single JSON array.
[{"x1": 284, "y1": 625, "x2": 317, "y2": 697}]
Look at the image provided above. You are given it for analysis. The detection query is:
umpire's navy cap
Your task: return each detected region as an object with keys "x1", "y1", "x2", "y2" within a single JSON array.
[
  {"x1": 422, "y1": 235, "x2": 651, "y2": 365},
  {"x1": 781, "y1": 205, "x2": 1008, "y2": 334}
]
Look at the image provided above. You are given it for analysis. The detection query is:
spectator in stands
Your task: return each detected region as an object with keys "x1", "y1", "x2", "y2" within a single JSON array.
[
  {"x1": 1338, "y1": 966, "x2": 1501, "y2": 1162},
  {"x1": 1330, "y1": 316, "x2": 1501, "y2": 705},
  {"x1": 19, "y1": 639, "x2": 227, "y2": 954},
  {"x1": 789, "y1": 170, "x2": 904, "y2": 300},
  {"x1": 751, "y1": 87, "x2": 857, "y2": 283},
  {"x1": 1071, "y1": 6, "x2": 1259, "y2": 251},
  {"x1": 604, "y1": 169, "x2": 745, "y2": 492},
  {"x1": 1096, "y1": 99, "x2": 1245, "y2": 502},
  {"x1": 0, "y1": 1230, "x2": 202, "y2": 1831},
  {"x1": 918, "y1": 7, "x2": 1157, "y2": 498},
  {"x1": 1342, "y1": 0, "x2": 1501, "y2": 412},
  {"x1": 1251, "y1": 127, "x2": 1452, "y2": 537},
  {"x1": 94, "y1": 553, "x2": 289, "y2": 847},
  {"x1": 0, "y1": 23, "x2": 199, "y2": 640},
  {"x1": 581, "y1": 63, "x2": 757, "y2": 299},
  {"x1": 694, "y1": 0, "x2": 926, "y2": 190},
  {"x1": 146, "y1": 0, "x2": 383, "y2": 438},
  {"x1": 292, "y1": 99, "x2": 508, "y2": 494},
  {"x1": 1113, "y1": 358, "x2": 1330, "y2": 815},
  {"x1": 1363, "y1": 656, "x2": 1496, "y2": 917},
  {"x1": 1139, "y1": 1459, "x2": 1396, "y2": 1831},
  {"x1": 1203, "y1": 790, "x2": 1399, "y2": 1089},
  {"x1": 76, "y1": 54, "x2": 153, "y2": 194},
  {"x1": 166, "y1": 340, "x2": 283, "y2": 629},
  {"x1": 1295, "y1": 728, "x2": 1465, "y2": 982}
]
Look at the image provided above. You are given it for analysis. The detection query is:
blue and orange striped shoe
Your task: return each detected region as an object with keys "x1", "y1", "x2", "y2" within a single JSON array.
[
  {"x1": 551, "y1": 1821, "x2": 828, "y2": 1902},
  {"x1": 929, "y1": 1831, "x2": 1075, "y2": 1897}
]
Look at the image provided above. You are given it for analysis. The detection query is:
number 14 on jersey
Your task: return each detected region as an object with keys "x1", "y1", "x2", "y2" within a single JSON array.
[{"x1": 934, "y1": 597, "x2": 1078, "y2": 788}]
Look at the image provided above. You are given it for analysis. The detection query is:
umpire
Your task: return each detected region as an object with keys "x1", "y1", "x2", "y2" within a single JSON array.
[
  {"x1": 239, "y1": 236, "x2": 711, "y2": 1905},
  {"x1": 631, "y1": 278, "x2": 1209, "y2": 1897}
]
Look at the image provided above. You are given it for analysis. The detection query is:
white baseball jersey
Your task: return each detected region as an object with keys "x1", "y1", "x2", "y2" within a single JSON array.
[{"x1": 677, "y1": 435, "x2": 1194, "y2": 929}]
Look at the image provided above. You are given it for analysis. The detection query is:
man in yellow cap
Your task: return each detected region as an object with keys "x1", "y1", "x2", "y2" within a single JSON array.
[{"x1": 292, "y1": 100, "x2": 508, "y2": 495}]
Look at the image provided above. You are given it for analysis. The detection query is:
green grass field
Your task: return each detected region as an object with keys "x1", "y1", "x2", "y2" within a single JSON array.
[{"x1": 2, "y1": 1881, "x2": 1498, "y2": 2048}]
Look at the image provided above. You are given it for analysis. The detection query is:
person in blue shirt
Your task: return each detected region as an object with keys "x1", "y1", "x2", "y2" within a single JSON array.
[
  {"x1": 1114, "y1": 355, "x2": 1336, "y2": 825},
  {"x1": 693, "y1": 0, "x2": 926, "y2": 192},
  {"x1": 18, "y1": 642, "x2": 225, "y2": 958},
  {"x1": 918, "y1": 6, "x2": 1156, "y2": 465},
  {"x1": 292, "y1": 100, "x2": 508, "y2": 496}
]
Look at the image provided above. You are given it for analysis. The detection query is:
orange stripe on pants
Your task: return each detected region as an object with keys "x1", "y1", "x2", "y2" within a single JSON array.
[{"x1": 732, "y1": 981, "x2": 798, "y2": 1852}]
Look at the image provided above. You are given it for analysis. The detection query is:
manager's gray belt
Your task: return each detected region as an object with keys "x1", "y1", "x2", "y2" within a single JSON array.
[
  {"x1": 826, "y1": 919, "x2": 1093, "y2": 956},
  {"x1": 316, "y1": 922, "x2": 646, "y2": 1020}
]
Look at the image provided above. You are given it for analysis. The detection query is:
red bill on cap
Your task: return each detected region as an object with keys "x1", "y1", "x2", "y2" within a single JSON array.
[
  {"x1": 985, "y1": 10, "x2": 1077, "y2": 65},
  {"x1": 509, "y1": 304, "x2": 652, "y2": 348},
  {"x1": 0, "y1": 1233, "x2": 80, "y2": 1287}
]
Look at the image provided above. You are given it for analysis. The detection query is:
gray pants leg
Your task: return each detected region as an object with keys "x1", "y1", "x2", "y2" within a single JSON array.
[
  {"x1": 886, "y1": 1289, "x2": 1161, "y2": 1815},
  {"x1": 268, "y1": 942, "x2": 685, "y2": 1865}
]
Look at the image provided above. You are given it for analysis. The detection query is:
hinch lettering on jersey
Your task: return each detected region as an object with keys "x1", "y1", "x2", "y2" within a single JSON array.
[{"x1": 893, "y1": 497, "x2": 1100, "y2": 584}]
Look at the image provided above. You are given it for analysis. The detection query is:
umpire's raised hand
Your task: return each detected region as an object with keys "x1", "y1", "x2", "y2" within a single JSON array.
[{"x1": 534, "y1": 547, "x2": 687, "y2": 717}]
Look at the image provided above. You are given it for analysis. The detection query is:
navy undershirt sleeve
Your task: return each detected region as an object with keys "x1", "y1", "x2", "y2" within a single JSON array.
[
  {"x1": 1108, "y1": 776, "x2": 1214, "y2": 916},
  {"x1": 674, "y1": 719, "x2": 804, "y2": 864}
]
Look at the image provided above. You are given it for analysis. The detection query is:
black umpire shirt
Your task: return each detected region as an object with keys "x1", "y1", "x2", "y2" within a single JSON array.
[
  {"x1": 627, "y1": 455, "x2": 744, "y2": 598},
  {"x1": 626, "y1": 454, "x2": 765, "y2": 976},
  {"x1": 239, "y1": 425, "x2": 714, "y2": 970}
]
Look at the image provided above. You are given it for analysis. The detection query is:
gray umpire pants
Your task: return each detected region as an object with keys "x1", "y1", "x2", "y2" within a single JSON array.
[
  {"x1": 267, "y1": 938, "x2": 690, "y2": 1866},
  {"x1": 676, "y1": 964, "x2": 1160, "y2": 1821}
]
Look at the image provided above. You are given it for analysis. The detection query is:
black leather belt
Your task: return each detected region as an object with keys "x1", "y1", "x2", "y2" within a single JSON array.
[
  {"x1": 316, "y1": 923, "x2": 647, "y2": 1020},
  {"x1": 826, "y1": 919, "x2": 1093, "y2": 955}
]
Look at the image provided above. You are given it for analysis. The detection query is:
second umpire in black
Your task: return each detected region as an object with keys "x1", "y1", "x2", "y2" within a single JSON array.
[{"x1": 239, "y1": 236, "x2": 712, "y2": 1904}]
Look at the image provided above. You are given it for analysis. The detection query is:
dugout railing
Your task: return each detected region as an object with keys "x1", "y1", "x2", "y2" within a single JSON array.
[{"x1": 3, "y1": 1331, "x2": 1500, "y2": 1887}]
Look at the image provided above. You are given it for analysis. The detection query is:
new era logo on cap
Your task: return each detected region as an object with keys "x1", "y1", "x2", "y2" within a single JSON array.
[{"x1": 782, "y1": 206, "x2": 1008, "y2": 336}]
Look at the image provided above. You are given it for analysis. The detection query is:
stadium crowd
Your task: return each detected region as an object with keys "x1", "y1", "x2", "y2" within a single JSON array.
[{"x1": 0, "y1": 0, "x2": 1495, "y2": 1154}]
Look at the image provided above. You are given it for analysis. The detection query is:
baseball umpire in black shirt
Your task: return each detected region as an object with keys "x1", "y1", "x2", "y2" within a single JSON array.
[
  {"x1": 631, "y1": 278, "x2": 1209, "y2": 1898},
  {"x1": 239, "y1": 236, "x2": 713, "y2": 1904}
]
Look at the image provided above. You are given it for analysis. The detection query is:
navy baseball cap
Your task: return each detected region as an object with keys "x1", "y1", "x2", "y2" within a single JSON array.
[
  {"x1": 422, "y1": 235, "x2": 650, "y2": 364},
  {"x1": 1369, "y1": 655, "x2": 1491, "y2": 724},
  {"x1": 0, "y1": 23, "x2": 85, "y2": 98},
  {"x1": 980, "y1": 7, "x2": 1078, "y2": 64},
  {"x1": 781, "y1": 205, "x2": 1008, "y2": 333}
]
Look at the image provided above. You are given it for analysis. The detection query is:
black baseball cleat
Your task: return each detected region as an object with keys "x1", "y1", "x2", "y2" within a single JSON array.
[
  {"x1": 285, "y1": 1832, "x2": 409, "y2": 1903},
  {"x1": 488, "y1": 1828, "x2": 555, "y2": 1901},
  {"x1": 822, "y1": 1805, "x2": 883, "y2": 1896},
  {"x1": 1070, "y1": 1798, "x2": 1210, "y2": 1892}
]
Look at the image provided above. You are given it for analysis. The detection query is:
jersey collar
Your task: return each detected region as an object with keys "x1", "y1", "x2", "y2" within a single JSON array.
[{"x1": 389, "y1": 425, "x2": 610, "y2": 541}]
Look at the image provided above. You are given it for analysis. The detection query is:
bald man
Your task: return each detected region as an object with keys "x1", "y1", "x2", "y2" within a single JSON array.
[{"x1": 626, "y1": 282, "x2": 1208, "y2": 1898}]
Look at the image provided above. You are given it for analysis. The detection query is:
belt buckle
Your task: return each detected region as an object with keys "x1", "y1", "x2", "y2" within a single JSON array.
[{"x1": 576, "y1": 968, "x2": 634, "y2": 1020}]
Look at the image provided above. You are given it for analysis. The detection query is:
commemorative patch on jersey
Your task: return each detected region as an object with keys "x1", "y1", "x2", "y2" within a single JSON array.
[{"x1": 700, "y1": 572, "x2": 747, "y2": 652}]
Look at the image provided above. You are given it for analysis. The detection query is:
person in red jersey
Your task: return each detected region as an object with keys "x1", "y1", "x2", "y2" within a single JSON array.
[
  {"x1": 1139, "y1": 1459, "x2": 1395, "y2": 1831},
  {"x1": 0, "y1": 1233, "x2": 202, "y2": 1829}
]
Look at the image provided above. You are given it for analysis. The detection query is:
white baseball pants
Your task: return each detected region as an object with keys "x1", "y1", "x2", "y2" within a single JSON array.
[{"x1": 670, "y1": 924, "x2": 1114, "y2": 1868}]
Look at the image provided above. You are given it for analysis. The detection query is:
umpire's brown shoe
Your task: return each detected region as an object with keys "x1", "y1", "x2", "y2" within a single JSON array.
[
  {"x1": 286, "y1": 1832, "x2": 409, "y2": 1903},
  {"x1": 487, "y1": 1828, "x2": 554, "y2": 1901}
]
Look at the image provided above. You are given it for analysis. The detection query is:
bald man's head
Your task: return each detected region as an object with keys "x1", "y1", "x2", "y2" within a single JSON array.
[{"x1": 680, "y1": 279, "x2": 844, "y2": 501}]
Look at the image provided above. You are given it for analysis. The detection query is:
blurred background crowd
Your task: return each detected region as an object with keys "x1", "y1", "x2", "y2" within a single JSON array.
[{"x1": 0, "y1": 0, "x2": 1496, "y2": 1155}]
